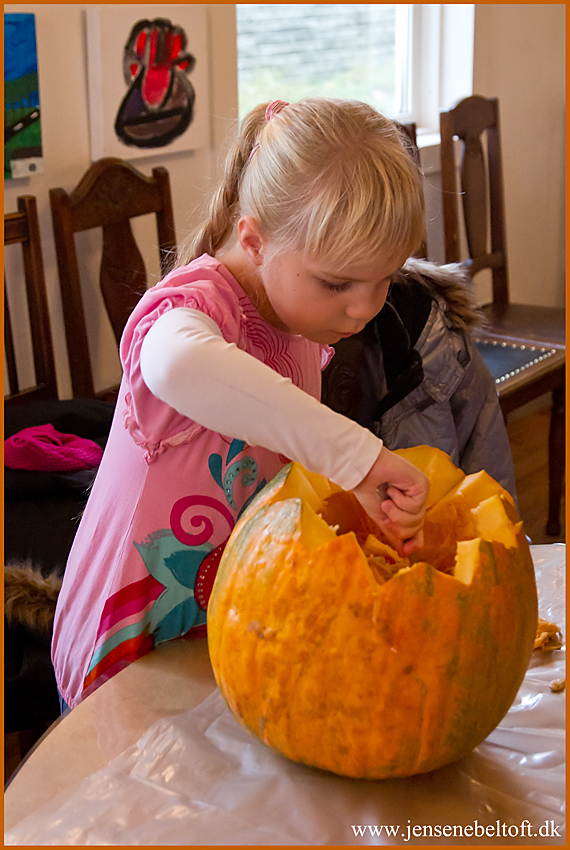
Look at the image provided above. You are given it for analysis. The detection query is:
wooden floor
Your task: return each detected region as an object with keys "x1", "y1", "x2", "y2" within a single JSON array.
[
  {"x1": 506, "y1": 403, "x2": 565, "y2": 544},
  {"x1": 4, "y1": 404, "x2": 565, "y2": 786}
]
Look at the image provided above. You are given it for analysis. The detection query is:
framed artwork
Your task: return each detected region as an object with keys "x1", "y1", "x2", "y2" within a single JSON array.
[
  {"x1": 4, "y1": 12, "x2": 44, "y2": 179},
  {"x1": 85, "y1": 5, "x2": 210, "y2": 160}
]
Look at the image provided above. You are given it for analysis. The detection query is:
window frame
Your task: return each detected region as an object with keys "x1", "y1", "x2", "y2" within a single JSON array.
[{"x1": 408, "y1": 4, "x2": 475, "y2": 133}]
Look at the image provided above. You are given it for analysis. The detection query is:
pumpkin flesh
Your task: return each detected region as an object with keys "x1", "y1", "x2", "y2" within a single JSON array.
[{"x1": 208, "y1": 448, "x2": 538, "y2": 779}]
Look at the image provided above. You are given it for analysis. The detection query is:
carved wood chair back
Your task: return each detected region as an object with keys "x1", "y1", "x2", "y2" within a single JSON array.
[
  {"x1": 49, "y1": 157, "x2": 176, "y2": 399},
  {"x1": 440, "y1": 95, "x2": 509, "y2": 304}
]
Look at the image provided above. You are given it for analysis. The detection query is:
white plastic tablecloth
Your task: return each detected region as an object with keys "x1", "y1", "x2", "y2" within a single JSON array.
[{"x1": 5, "y1": 544, "x2": 565, "y2": 845}]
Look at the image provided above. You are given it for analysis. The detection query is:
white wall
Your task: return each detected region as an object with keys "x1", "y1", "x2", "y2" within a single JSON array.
[
  {"x1": 472, "y1": 3, "x2": 565, "y2": 308},
  {"x1": 4, "y1": 4, "x2": 238, "y2": 397}
]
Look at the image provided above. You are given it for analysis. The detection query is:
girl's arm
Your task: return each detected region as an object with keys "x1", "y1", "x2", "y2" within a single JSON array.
[{"x1": 140, "y1": 308, "x2": 428, "y2": 551}]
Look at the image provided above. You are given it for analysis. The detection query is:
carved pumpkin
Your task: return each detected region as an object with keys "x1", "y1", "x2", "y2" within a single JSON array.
[{"x1": 207, "y1": 446, "x2": 537, "y2": 779}]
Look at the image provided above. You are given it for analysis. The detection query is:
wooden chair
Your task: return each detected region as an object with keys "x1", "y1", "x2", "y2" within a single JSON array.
[
  {"x1": 440, "y1": 94, "x2": 565, "y2": 535},
  {"x1": 49, "y1": 157, "x2": 176, "y2": 399},
  {"x1": 4, "y1": 197, "x2": 61, "y2": 764},
  {"x1": 4, "y1": 195, "x2": 59, "y2": 405},
  {"x1": 396, "y1": 121, "x2": 427, "y2": 258}
]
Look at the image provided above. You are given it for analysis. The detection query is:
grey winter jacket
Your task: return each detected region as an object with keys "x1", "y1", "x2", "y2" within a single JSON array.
[{"x1": 374, "y1": 296, "x2": 517, "y2": 500}]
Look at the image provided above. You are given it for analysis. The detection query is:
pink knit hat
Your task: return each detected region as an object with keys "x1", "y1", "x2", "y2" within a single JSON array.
[{"x1": 4, "y1": 424, "x2": 103, "y2": 472}]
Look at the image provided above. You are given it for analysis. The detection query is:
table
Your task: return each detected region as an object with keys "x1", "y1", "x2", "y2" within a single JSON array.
[
  {"x1": 5, "y1": 545, "x2": 565, "y2": 845},
  {"x1": 4, "y1": 636, "x2": 216, "y2": 832}
]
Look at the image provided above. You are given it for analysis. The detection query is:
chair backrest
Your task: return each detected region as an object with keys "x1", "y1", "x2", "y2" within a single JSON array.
[
  {"x1": 395, "y1": 121, "x2": 427, "y2": 259},
  {"x1": 49, "y1": 157, "x2": 176, "y2": 398},
  {"x1": 4, "y1": 195, "x2": 59, "y2": 406},
  {"x1": 397, "y1": 121, "x2": 419, "y2": 161},
  {"x1": 439, "y1": 95, "x2": 509, "y2": 308}
]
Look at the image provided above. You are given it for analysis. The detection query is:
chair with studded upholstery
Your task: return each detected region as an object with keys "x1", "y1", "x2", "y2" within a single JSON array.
[{"x1": 439, "y1": 94, "x2": 565, "y2": 535}]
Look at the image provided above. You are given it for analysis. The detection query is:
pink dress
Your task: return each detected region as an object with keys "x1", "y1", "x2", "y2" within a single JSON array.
[{"x1": 52, "y1": 255, "x2": 333, "y2": 708}]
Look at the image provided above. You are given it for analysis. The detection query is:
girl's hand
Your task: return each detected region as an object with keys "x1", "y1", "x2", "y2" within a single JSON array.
[{"x1": 351, "y1": 447, "x2": 429, "y2": 557}]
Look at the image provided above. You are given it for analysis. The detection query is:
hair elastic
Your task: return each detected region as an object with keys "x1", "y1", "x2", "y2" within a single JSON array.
[
  {"x1": 247, "y1": 100, "x2": 290, "y2": 163},
  {"x1": 265, "y1": 100, "x2": 289, "y2": 121}
]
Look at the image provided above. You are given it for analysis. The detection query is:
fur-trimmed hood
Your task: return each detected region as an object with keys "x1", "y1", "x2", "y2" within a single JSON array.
[{"x1": 399, "y1": 257, "x2": 484, "y2": 332}]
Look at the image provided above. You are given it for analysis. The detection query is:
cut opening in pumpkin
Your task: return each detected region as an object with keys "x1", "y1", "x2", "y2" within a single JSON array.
[{"x1": 260, "y1": 453, "x2": 523, "y2": 589}]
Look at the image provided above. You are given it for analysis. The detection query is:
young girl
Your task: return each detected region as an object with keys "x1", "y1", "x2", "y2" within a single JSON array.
[{"x1": 52, "y1": 98, "x2": 429, "y2": 709}]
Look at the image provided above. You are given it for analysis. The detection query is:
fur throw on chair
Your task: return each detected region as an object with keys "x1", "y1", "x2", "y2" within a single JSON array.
[{"x1": 5, "y1": 562, "x2": 62, "y2": 634}]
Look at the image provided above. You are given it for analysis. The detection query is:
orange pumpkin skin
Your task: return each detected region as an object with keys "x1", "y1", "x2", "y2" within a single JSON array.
[{"x1": 207, "y1": 449, "x2": 537, "y2": 779}]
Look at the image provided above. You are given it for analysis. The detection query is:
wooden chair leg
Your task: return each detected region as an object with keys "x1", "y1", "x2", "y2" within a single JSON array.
[{"x1": 546, "y1": 386, "x2": 565, "y2": 536}]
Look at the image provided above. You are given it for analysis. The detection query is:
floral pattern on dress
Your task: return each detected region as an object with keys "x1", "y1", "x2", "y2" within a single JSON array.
[{"x1": 82, "y1": 439, "x2": 265, "y2": 695}]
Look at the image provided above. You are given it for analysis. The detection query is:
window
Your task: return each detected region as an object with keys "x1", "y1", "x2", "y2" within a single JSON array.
[
  {"x1": 236, "y1": 4, "x2": 474, "y2": 132},
  {"x1": 237, "y1": 5, "x2": 412, "y2": 120}
]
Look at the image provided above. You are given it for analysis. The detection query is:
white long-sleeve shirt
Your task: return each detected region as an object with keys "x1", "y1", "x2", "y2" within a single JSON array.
[{"x1": 140, "y1": 307, "x2": 382, "y2": 491}]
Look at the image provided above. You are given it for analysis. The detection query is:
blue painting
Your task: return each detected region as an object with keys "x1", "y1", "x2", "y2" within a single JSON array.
[{"x1": 4, "y1": 13, "x2": 44, "y2": 179}]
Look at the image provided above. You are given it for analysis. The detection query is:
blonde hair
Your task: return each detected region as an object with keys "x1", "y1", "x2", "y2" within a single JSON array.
[{"x1": 181, "y1": 97, "x2": 425, "y2": 269}]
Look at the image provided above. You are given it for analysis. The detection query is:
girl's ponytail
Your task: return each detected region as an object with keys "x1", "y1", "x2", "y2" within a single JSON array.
[{"x1": 180, "y1": 103, "x2": 268, "y2": 263}]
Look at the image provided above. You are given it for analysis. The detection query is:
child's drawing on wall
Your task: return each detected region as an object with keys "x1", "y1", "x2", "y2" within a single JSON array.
[
  {"x1": 86, "y1": 5, "x2": 209, "y2": 161},
  {"x1": 4, "y1": 12, "x2": 44, "y2": 179},
  {"x1": 115, "y1": 18, "x2": 197, "y2": 149}
]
